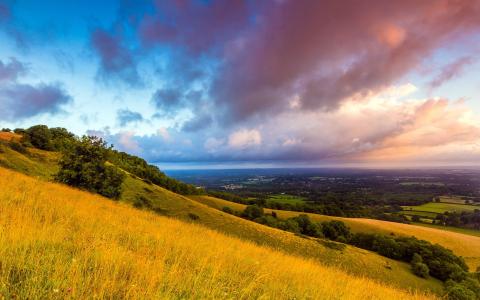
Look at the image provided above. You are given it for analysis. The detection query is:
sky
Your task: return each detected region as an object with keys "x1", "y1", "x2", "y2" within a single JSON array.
[{"x1": 0, "y1": 0, "x2": 479, "y2": 169}]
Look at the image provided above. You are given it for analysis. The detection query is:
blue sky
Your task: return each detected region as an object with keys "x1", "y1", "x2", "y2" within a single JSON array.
[{"x1": 0, "y1": 0, "x2": 479, "y2": 168}]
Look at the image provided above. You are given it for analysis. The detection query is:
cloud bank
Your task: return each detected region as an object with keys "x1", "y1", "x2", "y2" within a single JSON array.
[{"x1": 0, "y1": 58, "x2": 71, "y2": 122}]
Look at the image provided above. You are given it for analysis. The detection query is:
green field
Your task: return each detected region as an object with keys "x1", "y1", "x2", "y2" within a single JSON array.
[
  {"x1": 400, "y1": 210, "x2": 439, "y2": 219},
  {"x1": 438, "y1": 195, "x2": 468, "y2": 204},
  {"x1": 402, "y1": 202, "x2": 479, "y2": 214},
  {"x1": 267, "y1": 194, "x2": 305, "y2": 204}
]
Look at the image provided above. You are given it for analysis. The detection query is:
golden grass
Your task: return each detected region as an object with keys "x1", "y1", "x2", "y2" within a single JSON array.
[
  {"x1": 0, "y1": 132, "x2": 21, "y2": 142},
  {"x1": 193, "y1": 195, "x2": 480, "y2": 271},
  {"x1": 0, "y1": 167, "x2": 436, "y2": 299},
  {"x1": 0, "y1": 149, "x2": 445, "y2": 293}
]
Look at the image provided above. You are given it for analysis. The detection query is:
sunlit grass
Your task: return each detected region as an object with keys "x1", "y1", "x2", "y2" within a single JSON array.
[
  {"x1": 194, "y1": 195, "x2": 480, "y2": 271},
  {"x1": 0, "y1": 167, "x2": 436, "y2": 299}
]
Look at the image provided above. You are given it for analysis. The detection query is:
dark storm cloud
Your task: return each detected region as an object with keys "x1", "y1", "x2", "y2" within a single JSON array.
[
  {"x1": 90, "y1": 28, "x2": 141, "y2": 86},
  {"x1": 151, "y1": 88, "x2": 184, "y2": 115},
  {"x1": 138, "y1": 0, "x2": 251, "y2": 55},
  {"x1": 0, "y1": 58, "x2": 71, "y2": 121},
  {"x1": 117, "y1": 109, "x2": 144, "y2": 127},
  {"x1": 181, "y1": 112, "x2": 212, "y2": 132},
  {"x1": 0, "y1": 82, "x2": 71, "y2": 121},
  {"x1": 211, "y1": 0, "x2": 480, "y2": 122},
  {"x1": 0, "y1": 58, "x2": 27, "y2": 83}
]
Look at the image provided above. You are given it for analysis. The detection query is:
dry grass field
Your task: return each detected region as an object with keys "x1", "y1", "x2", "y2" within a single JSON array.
[
  {"x1": 0, "y1": 167, "x2": 437, "y2": 299},
  {"x1": 193, "y1": 195, "x2": 480, "y2": 270},
  {"x1": 0, "y1": 132, "x2": 21, "y2": 142}
]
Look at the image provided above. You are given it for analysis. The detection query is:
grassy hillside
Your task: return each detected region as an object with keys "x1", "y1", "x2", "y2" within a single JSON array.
[
  {"x1": 0, "y1": 167, "x2": 436, "y2": 299},
  {"x1": 0, "y1": 145, "x2": 445, "y2": 294},
  {"x1": 193, "y1": 195, "x2": 480, "y2": 270}
]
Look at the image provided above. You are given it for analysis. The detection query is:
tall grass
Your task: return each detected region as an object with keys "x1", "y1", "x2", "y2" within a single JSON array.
[
  {"x1": 0, "y1": 167, "x2": 435, "y2": 299},
  {"x1": 193, "y1": 195, "x2": 480, "y2": 270}
]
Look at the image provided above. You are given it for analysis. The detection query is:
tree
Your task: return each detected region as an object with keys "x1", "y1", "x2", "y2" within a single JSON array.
[
  {"x1": 55, "y1": 136, "x2": 124, "y2": 199},
  {"x1": 241, "y1": 205, "x2": 264, "y2": 220},
  {"x1": 411, "y1": 253, "x2": 429, "y2": 278},
  {"x1": 321, "y1": 220, "x2": 351, "y2": 241},
  {"x1": 25, "y1": 125, "x2": 53, "y2": 150},
  {"x1": 292, "y1": 214, "x2": 323, "y2": 237}
]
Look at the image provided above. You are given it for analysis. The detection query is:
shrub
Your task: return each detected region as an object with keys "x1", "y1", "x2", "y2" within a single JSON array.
[
  {"x1": 446, "y1": 280, "x2": 476, "y2": 300},
  {"x1": 133, "y1": 196, "x2": 152, "y2": 209},
  {"x1": 321, "y1": 220, "x2": 351, "y2": 241},
  {"x1": 25, "y1": 125, "x2": 53, "y2": 150},
  {"x1": 242, "y1": 205, "x2": 264, "y2": 220},
  {"x1": 412, "y1": 262, "x2": 429, "y2": 278},
  {"x1": 1, "y1": 128, "x2": 11, "y2": 132},
  {"x1": 277, "y1": 219, "x2": 301, "y2": 233},
  {"x1": 292, "y1": 214, "x2": 323, "y2": 237},
  {"x1": 188, "y1": 213, "x2": 200, "y2": 221},
  {"x1": 411, "y1": 215, "x2": 421, "y2": 222},
  {"x1": 222, "y1": 206, "x2": 234, "y2": 214},
  {"x1": 55, "y1": 136, "x2": 125, "y2": 199},
  {"x1": 8, "y1": 141, "x2": 28, "y2": 154}
]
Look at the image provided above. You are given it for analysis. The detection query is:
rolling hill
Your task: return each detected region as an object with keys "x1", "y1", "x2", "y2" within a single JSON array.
[
  {"x1": 192, "y1": 195, "x2": 480, "y2": 271},
  {"x1": 0, "y1": 167, "x2": 437, "y2": 299},
  {"x1": 0, "y1": 141, "x2": 444, "y2": 294}
]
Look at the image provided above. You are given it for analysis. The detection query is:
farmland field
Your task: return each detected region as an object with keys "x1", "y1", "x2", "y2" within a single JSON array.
[
  {"x1": 267, "y1": 194, "x2": 305, "y2": 204},
  {"x1": 402, "y1": 202, "x2": 479, "y2": 214}
]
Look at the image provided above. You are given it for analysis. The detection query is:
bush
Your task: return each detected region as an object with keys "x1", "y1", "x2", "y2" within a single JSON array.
[
  {"x1": 412, "y1": 262, "x2": 429, "y2": 278},
  {"x1": 188, "y1": 213, "x2": 200, "y2": 220},
  {"x1": 8, "y1": 141, "x2": 28, "y2": 154},
  {"x1": 321, "y1": 220, "x2": 351, "y2": 241},
  {"x1": 1, "y1": 128, "x2": 11, "y2": 132},
  {"x1": 242, "y1": 205, "x2": 264, "y2": 220},
  {"x1": 222, "y1": 206, "x2": 234, "y2": 214},
  {"x1": 25, "y1": 125, "x2": 53, "y2": 150},
  {"x1": 55, "y1": 136, "x2": 125, "y2": 199},
  {"x1": 133, "y1": 196, "x2": 152, "y2": 209},
  {"x1": 292, "y1": 214, "x2": 323, "y2": 237},
  {"x1": 411, "y1": 215, "x2": 421, "y2": 222},
  {"x1": 446, "y1": 281, "x2": 476, "y2": 300},
  {"x1": 277, "y1": 219, "x2": 301, "y2": 233}
]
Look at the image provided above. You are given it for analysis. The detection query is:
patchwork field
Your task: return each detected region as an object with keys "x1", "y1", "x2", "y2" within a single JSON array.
[
  {"x1": 402, "y1": 202, "x2": 479, "y2": 214},
  {"x1": 267, "y1": 194, "x2": 305, "y2": 204},
  {"x1": 0, "y1": 167, "x2": 437, "y2": 299}
]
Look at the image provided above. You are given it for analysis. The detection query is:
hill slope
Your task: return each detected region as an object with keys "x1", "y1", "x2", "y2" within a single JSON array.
[
  {"x1": 0, "y1": 144, "x2": 444, "y2": 294},
  {"x1": 193, "y1": 195, "x2": 480, "y2": 270},
  {"x1": 0, "y1": 167, "x2": 435, "y2": 299}
]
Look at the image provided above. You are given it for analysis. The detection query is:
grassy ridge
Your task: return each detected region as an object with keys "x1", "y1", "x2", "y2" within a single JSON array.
[
  {"x1": 0, "y1": 145, "x2": 444, "y2": 294},
  {"x1": 0, "y1": 167, "x2": 436, "y2": 299},
  {"x1": 0, "y1": 146, "x2": 445, "y2": 293},
  {"x1": 193, "y1": 195, "x2": 480, "y2": 270},
  {"x1": 120, "y1": 176, "x2": 444, "y2": 294}
]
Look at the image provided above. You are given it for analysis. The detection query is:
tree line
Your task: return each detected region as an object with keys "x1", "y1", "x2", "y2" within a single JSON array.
[{"x1": 3, "y1": 125, "x2": 202, "y2": 198}]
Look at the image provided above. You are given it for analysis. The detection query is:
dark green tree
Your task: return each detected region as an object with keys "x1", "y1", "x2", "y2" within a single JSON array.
[
  {"x1": 55, "y1": 136, "x2": 124, "y2": 199},
  {"x1": 241, "y1": 205, "x2": 264, "y2": 220},
  {"x1": 25, "y1": 125, "x2": 53, "y2": 150},
  {"x1": 411, "y1": 253, "x2": 429, "y2": 278}
]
